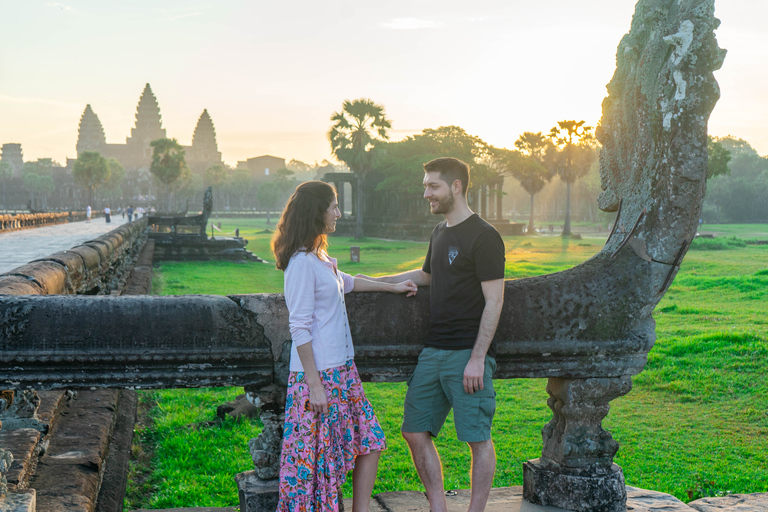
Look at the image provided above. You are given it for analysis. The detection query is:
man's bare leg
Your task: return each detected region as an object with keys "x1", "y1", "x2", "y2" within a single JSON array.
[
  {"x1": 352, "y1": 450, "x2": 381, "y2": 512},
  {"x1": 402, "y1": 431, "x2": 448, "y2": 512},
  {"x1": 467, "y1": 439, "x2": 496, "y2": 512}
]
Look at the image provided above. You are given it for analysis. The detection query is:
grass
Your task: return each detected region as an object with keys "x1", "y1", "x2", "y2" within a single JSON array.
[{"x1": 128, "y1": 219, "x2": 768, "y2": 508}]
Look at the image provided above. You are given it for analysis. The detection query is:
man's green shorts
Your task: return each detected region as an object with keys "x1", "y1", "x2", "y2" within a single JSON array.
[{"x1": 402, "y1": 347, "x2": 497, "y2": 443}]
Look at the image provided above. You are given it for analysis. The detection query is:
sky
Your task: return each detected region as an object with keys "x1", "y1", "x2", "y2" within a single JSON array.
[{"x1": 1, "y1": 0, "x2": 767, "y2": 167}]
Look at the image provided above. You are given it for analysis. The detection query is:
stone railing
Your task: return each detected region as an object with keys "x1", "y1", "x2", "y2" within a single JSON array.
[
  {"x1": 0, "y1": 282, "x2": 648, "y2": 511},
  {"x1": 0, "y1": 218, "x2": 148, "y2": 295},
  {"x1": 0, "y1": 211, "x2": 106, "y2": 232}
]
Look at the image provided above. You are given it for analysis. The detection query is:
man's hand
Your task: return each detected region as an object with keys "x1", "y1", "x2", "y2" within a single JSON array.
[
  {"x1": 394, "y1": 279, "x2": 418, "y2": 297},
  {"x1": 463, "y1": 356, "x2": 485, "y2": 394}
]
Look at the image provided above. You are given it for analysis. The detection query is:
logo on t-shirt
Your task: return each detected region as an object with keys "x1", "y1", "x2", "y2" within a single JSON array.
[{"x1": 448, "y1": 246, "x2": 459, "y2": 265}]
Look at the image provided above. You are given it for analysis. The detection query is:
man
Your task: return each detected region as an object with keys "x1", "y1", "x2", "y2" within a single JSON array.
[
  {"x1": 127, "y1": 205, "x2": 134, "y2": 222},
  {"x1": 358, "y1": 157, "x2": 505, "y2": 512}
]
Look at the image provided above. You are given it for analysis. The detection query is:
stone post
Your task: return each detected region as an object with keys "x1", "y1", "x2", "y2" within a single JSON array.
[
  {"x1": 235, "y1": 383, "x2": 286, "y2": 512},
  {"x1": 523, "y1": 376, "x2": 632, "y2": 512}
]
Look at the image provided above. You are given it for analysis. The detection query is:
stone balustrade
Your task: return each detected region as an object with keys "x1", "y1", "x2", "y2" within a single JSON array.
[
  {"x1": 0, "y1": 212, "x2": 99, "y2": 233},
  {"x1": 0, "y1": 218, "x2": 148, "y2": 296}
]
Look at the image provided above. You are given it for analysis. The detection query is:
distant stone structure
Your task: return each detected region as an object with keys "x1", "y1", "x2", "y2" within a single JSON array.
[
  {"x1": 237, "y1": 155, "x2": 286, "y2": 178},
  {"x1": 0, "y1": 144, "x2": 23, "y2": 178},
  {"x1": 74, "y1": 84, "x2": 223, "y2": 178}
]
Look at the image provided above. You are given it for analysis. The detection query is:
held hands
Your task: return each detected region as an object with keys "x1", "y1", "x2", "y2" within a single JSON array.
[
  {"x1": 463, "y1": 356, "x2": 485, "y2": 394},
  {"x1": 395, "y1": 279, "x2": 418, "y2": 297}
]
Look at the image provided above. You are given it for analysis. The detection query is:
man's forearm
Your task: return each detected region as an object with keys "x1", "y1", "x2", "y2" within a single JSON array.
[
  {"x1": 471, "y1": 302, "x2": 502, "y2": 359},
  {"x1": 471, "y1": 280, "x2": 505, "y2": 360}
]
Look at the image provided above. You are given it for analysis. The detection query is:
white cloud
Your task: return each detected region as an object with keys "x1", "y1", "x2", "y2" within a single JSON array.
[
  {"x1": 0, "y1": 93, "x2": 81, "y2": 109},
  {"x1": 380, "y1": 18, "x2": 443, "y2": 30}
]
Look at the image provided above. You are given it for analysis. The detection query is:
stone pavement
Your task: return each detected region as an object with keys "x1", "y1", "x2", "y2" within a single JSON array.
[
  {"x1": 129, "y1": 486, "x2": 768, "y2": 512},
  {"x1": 0, "y1": 215, "x2": 131, "y2": 274}
]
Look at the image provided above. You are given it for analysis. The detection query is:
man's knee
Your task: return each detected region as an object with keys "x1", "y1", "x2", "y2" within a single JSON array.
[
  {"x1": 467, "y1": 439, "x2": 495, "y2": 454},
  {"x1": 402, "y1": 430, "x2": 431, "y2": 446}
]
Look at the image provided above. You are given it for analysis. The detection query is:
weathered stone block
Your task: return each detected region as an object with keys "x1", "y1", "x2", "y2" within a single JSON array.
[
  {"x1": 523, "y1": 459, "x2": 626, "y2": 512},
  {"x1": 0, "y1": 489, "x2": 35, "y2": 512},
  {"x1": 234, "y1": 471, "x2": 278, "y2": 512},
  {"x1": 688, "y1": 493, "x2": 768, "y2": 512},
  {"x1": 0, "y1": 428, "x2": 40, "y2": 489}
]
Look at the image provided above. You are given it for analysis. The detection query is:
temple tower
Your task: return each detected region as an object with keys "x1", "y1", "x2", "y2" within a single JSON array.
[
  {"x1": 0, "y1": 144, "x2": 24, "y2": 177},
  {"x1": 76, "y1": 105, "x2": 107, "y2": 156},
  {"x1": 125, "y1": 83, "x2": 166, "y2": 166},
  {"x1": 188, "y1": 109, "x2": 223, "y2": 177}
]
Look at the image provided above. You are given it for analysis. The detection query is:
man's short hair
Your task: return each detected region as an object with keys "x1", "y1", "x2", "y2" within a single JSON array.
[{"x1": 424, "y1": 157, "x2": 470, "y2": 196}]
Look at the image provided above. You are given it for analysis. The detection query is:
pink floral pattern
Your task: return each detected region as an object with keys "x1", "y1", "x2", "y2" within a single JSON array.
[{"x1": 277, "y1": 360, "x2": 386, "y2": 512}]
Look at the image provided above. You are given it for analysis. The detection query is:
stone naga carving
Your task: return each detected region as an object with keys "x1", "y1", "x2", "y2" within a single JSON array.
[{"x1": 520, "y1": 0, "x2": 725, "y2": 509}]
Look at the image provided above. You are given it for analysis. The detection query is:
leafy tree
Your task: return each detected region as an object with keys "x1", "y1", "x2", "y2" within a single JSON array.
[
  {"x1": 707, "y1": 136, "x2": 731, "y2": 179},
  {"x1": 373, "y1": 126, "x2": 495, "y2": 194},
  {"x1": 97, "y1": 158, "x2": 126, "y2": 203},
  {"x1": 150, "y1": 138, "x2": 188, "y2": 211},
  {"x1": 0, "y1": 162, "x2": 11, "y2": 209},
  {"x1": 329, "y1": 98, "x2": 391, "y2": 239},
  {"x1": 274, "y1": 168, "x2": 296, "y2": 205},
  {"x1": 205, "y1": 164, "x2": 230, "y2": 209},
  {"x1": 22, "y1": 171, "x2": 55, "y2": 210},
  {"x1": 257, "y1": 180, "x2": 280, "y2": 224},
  {"x1": 504, "y1": 131, "x2": 555, "y2": 234},
  {"x1": 226, "y1": 170, "x2": 252, "y2": 209},
  {"x1": 549, "y1": 120, "x2": 597, "y2": 236},
  {"x1": 73, "y1": 151, "x2": 110, "y2": 206}
]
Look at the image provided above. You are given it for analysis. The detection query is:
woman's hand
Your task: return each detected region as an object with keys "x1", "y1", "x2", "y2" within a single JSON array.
[
  {"x1": 394, "y1": 279, "x2": 418, "y2": 297},
  {"x1": 308, "y1": 381, "x2": 328, "y2": 415}
]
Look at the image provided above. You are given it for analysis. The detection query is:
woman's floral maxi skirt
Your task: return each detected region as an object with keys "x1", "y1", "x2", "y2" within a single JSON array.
[{"x1": 277, "y1": 360, "x2": 387, "y2": 512}]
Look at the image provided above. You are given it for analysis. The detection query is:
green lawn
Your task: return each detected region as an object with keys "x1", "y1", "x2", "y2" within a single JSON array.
[{"x1": 129, "y1": 219, "x2": 768, "y2": 508}]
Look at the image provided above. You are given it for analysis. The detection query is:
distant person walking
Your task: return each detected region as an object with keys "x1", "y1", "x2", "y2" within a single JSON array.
[
  {"x1": 127, "y1": 205, "x2": 134, "y2": 222},
  {"x1": 104, "y1": 205, "x2": 111, "y2": 223},
  {"x1": 272, "y1": 181, "x2": 417, "y2": 512},
  {"x1": 86, "y1": 205, "x2": 92, "y2": 223}
]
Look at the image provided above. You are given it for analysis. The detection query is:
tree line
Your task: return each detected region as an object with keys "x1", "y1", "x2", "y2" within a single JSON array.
[{"x1": 328, "y1": 98, "x2": 599, "y2": 239}]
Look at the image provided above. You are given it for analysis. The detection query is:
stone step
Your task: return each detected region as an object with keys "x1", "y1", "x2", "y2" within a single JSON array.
[
  {"x1": 0, "y1": 489, "x2": 35, "y2": 512},
  {"x1": 30, "y1": 389, "x2": 122, "y2": 512},
  {"x1": 0, "y1": 429, "x2": 40, "y2": 491}
]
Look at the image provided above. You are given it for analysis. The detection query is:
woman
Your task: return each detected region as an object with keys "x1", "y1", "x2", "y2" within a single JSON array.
[{"x1": 272, "y1": 181, "x2": 416, "y2": 512}]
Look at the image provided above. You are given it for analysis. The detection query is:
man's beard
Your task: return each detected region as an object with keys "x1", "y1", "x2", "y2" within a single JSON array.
[{"x1": 431, "y1": 193, "x2": 454, "y2": 215}]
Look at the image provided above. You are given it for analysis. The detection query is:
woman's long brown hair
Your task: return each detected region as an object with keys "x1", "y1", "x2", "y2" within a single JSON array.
[{"x1": 271, "y1": 181, "x2": 337, "y2": 271}]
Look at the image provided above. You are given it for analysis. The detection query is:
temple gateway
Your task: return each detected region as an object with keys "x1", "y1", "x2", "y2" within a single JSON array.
[{"x1": 74, "y1": 83, "x2": 223, "y2": 179}]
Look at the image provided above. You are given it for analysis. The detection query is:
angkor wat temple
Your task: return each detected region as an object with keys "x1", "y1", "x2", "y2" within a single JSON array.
[{"x1": 75, "y1": 83, "x2": 223, "y2": 177}]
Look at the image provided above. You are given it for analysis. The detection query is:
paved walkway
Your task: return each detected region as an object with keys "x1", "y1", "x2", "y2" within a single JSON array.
[{"x1": 0, "y1": 216, "x2": 131, "y2": 274}]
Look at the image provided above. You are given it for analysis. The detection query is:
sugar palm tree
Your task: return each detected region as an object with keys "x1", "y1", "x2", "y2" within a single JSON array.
[
  {"x1": 328, "y1": 99, "x2": 391, "y2": 239},
  {"x1": 549, "y1": 121, "x2": 596, "y2": 237},
  {"x1": 511, "y1": 132, "x2": 555, "y2": 235}
]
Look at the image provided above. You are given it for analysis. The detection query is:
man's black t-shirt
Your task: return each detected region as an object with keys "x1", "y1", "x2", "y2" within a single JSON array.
[{"x1": 422, "y1": 214, "x2": 505, "y2": 357}]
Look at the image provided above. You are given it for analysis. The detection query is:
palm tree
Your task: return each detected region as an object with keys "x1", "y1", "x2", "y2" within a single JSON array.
[
  {"x1": 549, "y1": 121, "x2": 596, "y2": 237},
  {"x1": 150, "y1": 138, "x2": 188, "y2": 211},
  {"x1": 328, "y1": 99, "x2": 391, "y2": 239},
  {"x1": 511, "y1": 132, "x2": 555, "y2": 235}
]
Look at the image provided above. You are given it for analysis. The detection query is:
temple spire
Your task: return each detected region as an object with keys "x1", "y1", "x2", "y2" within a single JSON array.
[
  {"x1": 76, "y1": 104, "x2": 106, "y2": 155},
  {"x1": 128, "y1": 83, "x2": 166, "y2": 145},
  {"x1": 192, "y1": 109, "x2": 218, "y2": 152}
]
